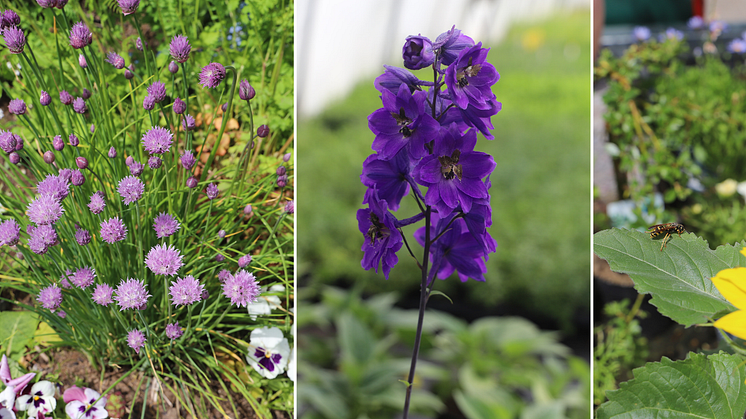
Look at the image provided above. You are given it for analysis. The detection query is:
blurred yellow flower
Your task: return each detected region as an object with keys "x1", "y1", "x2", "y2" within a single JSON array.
[
  {"x1": 712, "y1": 249, "x2": 746, "y2": 339},
  {"x1": 715, "y1": 178, "x2": 738, "y2": 198}
]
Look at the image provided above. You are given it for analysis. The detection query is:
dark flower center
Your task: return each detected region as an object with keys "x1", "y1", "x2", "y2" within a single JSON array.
[
  {"x1": 392, "y1": 108, "x2": 414, "y2": 138},
  {"x1": 457, "y1": 57, "x2": 482, "y2": 88},
  {"x1": 367, "y1": 213, "x2": 389, "y2": 244},
  {"x1": 438, "y1": 150, "x2": 462, "y2": 181}
]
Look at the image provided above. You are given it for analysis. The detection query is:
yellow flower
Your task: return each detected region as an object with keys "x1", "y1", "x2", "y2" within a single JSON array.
[{"x1": 711, "y1": 249, "x2": 746, "y2": 339}]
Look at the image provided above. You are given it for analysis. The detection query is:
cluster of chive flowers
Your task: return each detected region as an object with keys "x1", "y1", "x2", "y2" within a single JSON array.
[{"x1": 358, "y1": 27, "x2": 499, "y2": 280}]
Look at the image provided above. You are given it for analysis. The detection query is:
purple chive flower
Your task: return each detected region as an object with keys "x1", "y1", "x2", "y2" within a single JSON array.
[
  {"x1": 71, "y1": 266, "x2": 95, "y2": 289},
  {"x1": 402, "y1": 35, "x2": 435, "y2": 70},
  {"x1": 244, "y1": 204, "x2": 253, "y2": 215},
  {"x1": 69, "y1": 133, "x2": 80, "y2": 147},
  {"x1": 125, "y1": 68, "x2": 134, "y2": 79},
  {"x1": 27, "y1": 224, "x2": 57, "y2": 254},
  {"x1": 218, "y1": 229, "x2": 226, "y2": 239},
  {"x1": 82, "y1": 88, "x2": 91, "y2": 100},
  {"x1": 13, "y1": 134, "x2": 22, "y2": 151},
  {"x1": 75, "y1": 227, "x2": 91, "y2": 245},
  {"x1": 168, "y1": 61, "x2": 178, "y2": 74},
  {"x1": 88, "y1": 191, "x2": 105, "y2": 214},
  {"x1": 118, "y1": 176, "x2": 144, "y2": 205},
  {"x1": 58, "y1": 168, "x2": 72, "y2": 182},
  {"x1": 257, "y1": 125, "x2": 269, "y2": 138},
  {"x1": 69, "y1": 21, "x2": 92, "y2": 49},
  {"x1": 91, "y1": 283, "x2": 113, "y2": 306},
  {"x1": 8, "y1": 98, "x2": 25, "y2": 115},
  {"x1": 118, "y1": 0, "x2": 139, "y2": 15},
  {"x1": 9, "y1": 152, "x2": 19, "y2": 164},
  {"x1": 78, "y1": 54, "x2": 87, "y2": 68},
  {"x1": 108, "y1": 147, "x2": 117, "y2": 158},
  {"x1": 129, "y1": 160, "x2": 144, "y2": 176},
  {"x1": 147, "y1": 81, "x2": 166, "y2": 103},
  {"x1": 186, "y1": 176, "x2": 198, "y2": 188},
  {"x1": 37, "y1": 174, "x2": 69, "y2": 201},
  {"x1": 57, "y1": 310, "x2": 66, "y2": 318},
  {"x1": 60, "y1": 269, "x2": 73, "y2": 289},
  {"x1": 106, "y1": 52, "x2": 125, "y2": 69},
  {"x1": 169, "y1": 275, "x2": 204, "y2": 306},
  {"x1": 206, "y1": 183, "x2": 219, "y2": 200},
  {"x1": 0, "y1": 219, "x2": 20, "y2": 246},
  {"x1": 148, "y1": 155, "x2": 162, "y2": 169},
  {"x1": 141, "y1": 126, "x2": 173, "y2": 154},
  {"x1": 60, "y1": 90, "x2": 73, "y2": 105},
  {"x1": 284, "y1": 200, "x2": 294, "y2": 214},
  {"x1": 72, "y1": 97, "x2": 86, "y2": 114},
  {"x1": 238, "y1": 254, "x2": 252, "y2": 268},
  {"x1": 43, "y1": 151, "x2": 55, "y2": 164},
  {"x1": 90, "y1": 123, "x2": 95, "y2": 133},
  {"x1": 152, "y1": 213, "x2": 180, "y2": 238},
  {"x1": 71, "y1": 169, "x2": 85, "y2": 186},
  {"x1": 27, "y1": 194, "x2": 64, "y2": 225},
  {"x1": 357, "y1": 192, "x2": 401, "y2": 279},
  {"x1": 143, "y1": 95, "x2": 155, "y2": 111},
  {"x1": 222, "y1": 269, "x2": 260, "y2": 308},
  {"x1": 277, "y1": 166, "x2": 286, "y2": 176},
  {"x1": 40, "y1": 91, "x2": 51, "y2": 106},
  {"x1": 277, "y1": 175, "x2": 287, "y2": 187},
  {"x1": 2, "y1": 10, "x2": 20, "y2": 28},
  {"x1": 169, "y1": 35, "x2": 191, "y2": 63},
  {"x1": 217, "y1": 269, "x2": 231, "y2": 283},
  {"x1": 127, "y1": 329, "x2": 146, "y2": 354},
  {"x1": 181, "y1": 150, "x2": 196, "y2": 170},
  {"x1": 239, "y1": 79, "x2": 255, "y2": 100},
  {"x1": 0, "y1": 131, "x2": 16, "y2": 153},
  {"x1": 37, "y1": 284, "x2": 62, "y2": 312},
  {"x1": 3, "y1": 26, "x2": 25, "y2": 54},
  {"x1": 136, "y1": 37, "x2": 144, "y2": 51},
  {"x1": 182, "y1": 114, "x2": 195, "y2": 131},
  {"x1": 173, "y1": 97, "x2": 186, "y2": 114},
  {"x1": 114, "y1": 278, "x2": 149, "y2": 310},
  {"x1": 283, "y1": 153, "x2": 291, "y2": 162},
  {"x1": 165, "y1": 322, "x2": 183, "y2": 339},
  {"x1": 145, "y1": 243, "x2": 183, "y2": 276},
  {"x1": 215, "y1": 253, "x2": 225, "y2": 262},
  {"x1": 36, "y1": 0, "x2": 55, "y2": 7},
  {"x1": 199, "y1": 62, "x2": 226, "y2": 88},
  {"x1": 100, "y1": 217, "x2": 127, "y2": 243},
  {"x1": 445, "y1": 43, "x2": 499, "y2": 110}
]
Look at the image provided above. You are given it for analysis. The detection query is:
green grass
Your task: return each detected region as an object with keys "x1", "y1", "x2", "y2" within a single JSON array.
[{"x1": 298, "y1": 12, "x2": 590, "y2": 331}]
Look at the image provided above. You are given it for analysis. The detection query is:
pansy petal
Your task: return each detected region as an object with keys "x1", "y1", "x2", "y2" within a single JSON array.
[{"x1": 711, "y1": 267, "x2": 746, "y2": 310}]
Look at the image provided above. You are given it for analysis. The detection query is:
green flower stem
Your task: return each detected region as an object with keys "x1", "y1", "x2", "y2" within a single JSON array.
[
  {"x1": 132, "y1": 14, "x2": 152, "y2": 76},
  {"x1": 180, "y1": 62, "x2": 191, "y2": 150},
  {"x1": 195, "y1": 200, "x2": 214, "y2": 261}
]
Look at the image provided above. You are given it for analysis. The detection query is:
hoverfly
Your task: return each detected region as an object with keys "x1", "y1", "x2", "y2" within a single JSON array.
[{"x1": 647, "y1": 223, "x2": 685, "y2": 251}]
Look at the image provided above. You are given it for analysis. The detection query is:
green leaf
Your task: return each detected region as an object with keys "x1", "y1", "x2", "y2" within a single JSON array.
[
  {"x1": 597, "y1": 352, "x2": 746, "y2": 419},
  {"x1": 429, "y1": 290, "x2": 453, "y2": 304},
  {"x1": 0, "y1": 311, "x2": 39, "y2": 357},
  {"x1": 594, "y1": 228, "x2": 737, "y2": 326},
  {"x1": 337, "y1": 313, "x2": 374, "y2": 365}
]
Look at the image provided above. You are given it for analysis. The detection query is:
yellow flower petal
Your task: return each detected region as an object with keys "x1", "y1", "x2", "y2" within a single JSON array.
[
  {"x1": 711, "y1": 267, "x2": 746, "y2": 310},
  {"x1": 714, "y1": 309, "x2": 746, "y2": 340}
]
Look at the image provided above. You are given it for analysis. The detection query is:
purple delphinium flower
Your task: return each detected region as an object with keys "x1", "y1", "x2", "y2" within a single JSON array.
[
  {"x1": 100, "y1": 217, "x2": 127, "y2": 243},
  {"x1": 169, "y1": 275, "x2": 204, "y2": 306},
  {"x1": 37, "y1": 284, "x2": 62, "y2": 312},
  {"x1": 40, "y1": 91, "x2": 51, "y2": 106},
  {"x1": 145, "y1": 243, "x2": 183, "y2": 276},
  {"x1": 284, "y1": 200, "x2": 294, "y2": 214},
  {"x1": 114, "y1": 278, "x2": 150, "y2": 310},
  {"x1": 168, "y1": 60, "x2": 178, "y2": 74},
  {"x1": 37, "y1": 174, "x2": 69, "y2": 201},
  {"x1": 402, "y1": 34, "x2": 435, "y2": 70},
  {"x1": 148, "y1": 155, "x2": 162, "y2": 169},
  {"x1": 688, "y1": 16, "x2": 704, "y2": 30},
  {"x1": 445, "y1": 42, "x2": 499, "y2": 110},
  {"x1": 182, "y1": 114, "x2": 195, "y2": 131},
  {"x1": 361, "y1": 148, "x2": 413, "y2": 211},
  {"x1": 8, "y1": 98, "x2": 25, "y2": 115},
  {"x1": 60, "y1": 90, "x2": 73, "y2": 105},
  {"x1": 153, "y1": 212, "x2": 180, "y2": 238},
  {"x1": 199, "y1": 62, "x2": 226, "y2": 88},
  {"x1": 72, "y1": 97, "x2": 86, "y2": 114},
  {"x1": 457, "y1": 96, "x2": 501, "y2": 140},
  {"x1": 88, "y1": 191, "x2": 105, "y2": 214},
  {"x1": 69, "y1": 21, "x2": 92, "y2": 49},
  {"x1": 0, "y1": 219, "x2": 20, "y2": 246},
  {"x1": 169, "y1": 35, "x2": 191, "y2": 63},
  {"x1": 118, "y1": 176, "x2": 144, "y2": 205},
  {"x1": 27, "y1": 194, "x2": 64, "y2": 225},
  {"x1": 368, "y1": 84, "x2": 439, "y2": 160},
  {"x1": 433, "y1": 26, "x2": 475, "y2": 66},
  {"x1": 206, "y1": 183, "x2": 219, "y2": 200},
  {"x1": 173, "y1": 97, "x2": 186, "y2": 114},
  {"x1": 0, "y1": 131, "x2": 17, "y2": 153},
  {"x1": 78, "y1": 54, "x2": 87, "y2": 68},
  {"x1": 181, "y1": 150, "x2": 196, "y2": 170},
  {"x1": 238, "y1": 254, "x2": 252, "y2": 268},
  {"x1": 129, "y1": 160, "x2": 144, "y2": 176},
  {"x1": 108, "y1": 147, "x2": 117, "y2": 158},
  {"x1": 71, "y1": 266, "x2": 95, "y2": 289},
  {"x1": 239, "y1": 79, "x2": 255, "y2": 100},
  {"x1": 143, "y1": 95, "x2": 155, "y2": 111},
  {"x1": 222, "y1": 269, "x2": 260, "y2": 308},
  {"x1": 126, "y1": 329, "x2": 145, "y2": 354},
  {"x1": 91, "y1": 283, "x2": 113, "y2": 306},
  {"x1": 3, "y1": 26, "x2": 25, "y2": 54},
  {"x1": 147, "y1": 81, "x2": 166, "y2": 103},
  {"x1": 633, "y1": 26, "x2": 651, "y2": 42},
  {"x1": 165, "y1": 322, "x2": 183, "y2": 339},
  {"x1": 71, "y1": 169, "x2": 85, "y2": 186},
  {"x1": 28, "y1": 224, "x2": 56, "y2": 254},
  {"x1": 118, "y1": 0, "x2": 139, "y2": 15},
  {"x1": 374, "y1": 65, "x2": 429, "y2": 96},
  {"x1": 141, "y1": 126, "x2": 173, "y2": 154},
  {"x1": 69, "y1": 133, "x2": 80, "y2": 147},
  {"x1": 106, "y1": 52, "x2": 125, "y2": 69},
  {"x1": 75, "y1": 227, "x2": 91, "y2": 245},
  {"x1": 356, "y1": 192, "x2": 401, "y2": 280},
  {"x1": 217, "y1": 269, "x2": 231, "y2": 282}
]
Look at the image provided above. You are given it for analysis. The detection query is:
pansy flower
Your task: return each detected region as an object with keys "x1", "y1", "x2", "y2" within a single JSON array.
[{"x1": 246, "y1": 327, "x2": 291, "y2": 379}]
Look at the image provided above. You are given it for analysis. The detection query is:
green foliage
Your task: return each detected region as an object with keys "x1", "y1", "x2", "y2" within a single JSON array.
[
  {"x1": 0, "y1": 311, "x2": 39, "y2": 360},
  {"x1": 593, "y1": 298, "x2": 648, "y2": 406}
]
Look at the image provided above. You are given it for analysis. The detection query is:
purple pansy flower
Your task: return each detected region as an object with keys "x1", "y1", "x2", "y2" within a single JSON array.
[
  {"x1": 245, "y1": 327, "x2": 290, "y2": 379},
  {"x1": 63, "y1": 386, "x2": 108, "y2": 419}
]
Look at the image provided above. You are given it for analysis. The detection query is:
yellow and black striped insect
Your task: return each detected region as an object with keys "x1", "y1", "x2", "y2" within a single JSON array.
[{"x1": 647, "y1": 223, "x2": 686, "y2": 251}]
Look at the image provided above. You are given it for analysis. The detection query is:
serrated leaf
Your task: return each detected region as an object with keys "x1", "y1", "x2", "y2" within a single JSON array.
[
  {"x1": 594, "y1": 228, "x2": 737, "y2": 326},
  {"x1": 598, "y1": 352, "x2": 746, "y2": 419}
]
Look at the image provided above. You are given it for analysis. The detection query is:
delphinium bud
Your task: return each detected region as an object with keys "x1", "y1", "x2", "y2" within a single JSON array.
[
  {"x1": 186, "y1": 176, "x2": 198, "y2": 188},
  {"x1": 402, "y1": 35, "x2": 435, "y2": 70},
  {"x1": 118, "y1": 0, "x2": 140, "y2": 15},
  {"x1": 82, "y1": 88, "x2": 92, "y2": 100},
  {"x1": 148, "y1": 156, "x2": 162, "y2": 169},
  {"x1": 75, "y1": 156, "x2": 88, "y2": 169},
  {"x1": 206, "y1": 183, "x2": 219, "y2": 200},
  {"x1": 283, "y1": 153, "x2": 291, "y2": 162},
  {"x1": 136, "y1": 37, "x2": 144, "y2": 51},
  {"x1": 3, "y1": 26, "x2": 26, "y2": 54},
  {"x1": 106, "y1": 52, "x2": 125, "y2": 69},
  {"x1": 238, "y1": 79, "x2": 255, "y2": 101},
  {"x1": 143, "y1": 95, "x2": 155, "y2": 111},
  {"x1": 238, "y1": 254, "x2": 252, "y2": 268},
  {"x1": 124, "y1": 68, "x2": 134, "y2": 79},
  {"x1": 69, "y1": 133, "x2": 79, "y2": 147},
  {"x1": 173, "y1": 97, "x2": 186, "y2": 114},
  {"x1": 169, "y1": 34, "x2": 191, "y2": 63},
  {"x1": 73, "y1": 97, "x2": 86, "y2": 114},
  {"x1": 257, "y1": 125, "x2": 269, "y2": 138},
  {"x1": 40, "y1": 91, "x2": 51, "y2": 106},
  {"x1": 43, "y1": 151, "x2": 55, "y2": 164},
  {"x1": 182, "y1": 115, "x2": 195, "y2": 131},
  {"x1": 78, "y1": 54, "x2": 87, "y2": 68},
  {"x1": 9, "y1": 152, "x2": 20, "y2": 165},
  {"x1": 181, "y1": 150, "x2": 196, "y2": 170},
  {"x1": 198, "y1": 62, "x2": 226, "y2": 89},
  {"x1": 147, "y1": 81, "x2": 166, "y2": 103},
  {"x1": 168, "y1": 61, "x2": 178, "y2": 74},
  {"x1": 71, "y1": 169, "x2": 85, "y2": 186},
  {"x1": 69, "y1": 21, "x2": 92, "y2": 49},
  {"x1": 60, "y1": 90, "x2": 73, "y2": 105},
  {"x1": 108, "y1": 147, "x2": 117, "y2": 158},
  {"x1": 8, "y1": 99, "x2": 25, "y2": 115},
  {"x1": 52, "y1": 135, "x2": 64, "y2": 151},
  {"x1": 129, "y1": 161, "x2": 144, "y2": 176},
  {"x1": 218, "y1": 230, "x2": 226, "y2": 239}
]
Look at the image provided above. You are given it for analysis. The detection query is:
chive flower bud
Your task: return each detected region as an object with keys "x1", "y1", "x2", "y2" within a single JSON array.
[
  {"x1": 108, "y1": 147, "x2": 116, "y2": 158},
  {"x1": 52, "y1": 135, "x2": 64, "y2": 151},
  {"x1": 257, "y1": 125, "x2": 269, "y2": 138},
  {"x1": 69, "y1": 133, "x2": 79, "y2": 147},
  {"x1": 169, "y1": 34, "x2": 191, "y2": 63},
  {"x1": 239, "y1": 79, "x2": 255, "y2": 100},
  {"x1": 173, "y1": 97, "x2": 186, "y2": 114},
  {"x1": 75, "y1": 156, "x2": 88, "y2": 169},
  {"x1": 73, "y1": 97, "x2": 86, "y2": 114},
  {"x1": 60, "y1": 90, "x2": 73, "y2": 105},
  {"x1": 198, "y1": 62, "x2": 226, "y2": 88},
  {"x1": 40, "y1": 91, "x2": 51, "y2": 106},
  {"x1": 43, "y1": 151, "x2": 55, "y2": 164},
  {"x1": 78, "y1": 54, "x2": 87, "y2": 68},
  {"x1": 9, "y1": 152, "x2": 19, "y2": 165},
  {"x1": 186, "y1": 176, "x2": 198, "y2": 188},
  {"x1": 69, "y1": 21, "x2": 92, "y2": 49},
  {"x1": 168, "y1": 60, "x2": 178, "y2": 74}
]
